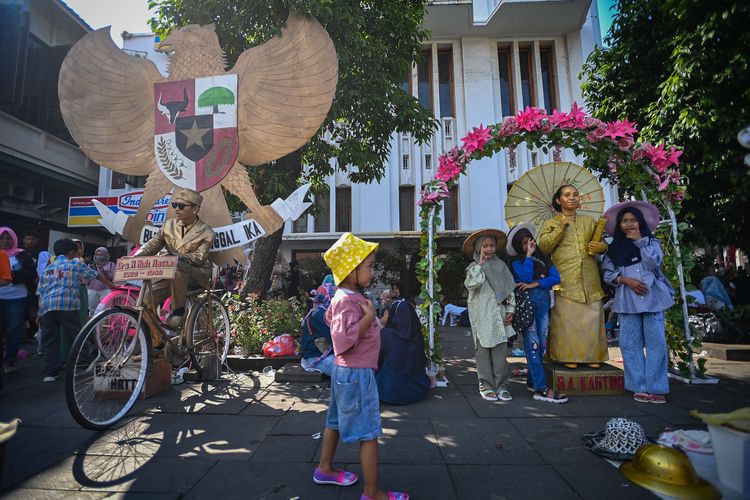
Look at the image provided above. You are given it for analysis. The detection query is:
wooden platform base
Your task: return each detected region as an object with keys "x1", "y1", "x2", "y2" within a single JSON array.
[
  {"x1": 702, "y1": 342, "x2": 750, "y2": 361},
  {"x1": 94, "y1": 359, "x2": 172, "y2": 400},
  {"x1": 544, "y1": 361, "x2": 624, "y2": 395}
]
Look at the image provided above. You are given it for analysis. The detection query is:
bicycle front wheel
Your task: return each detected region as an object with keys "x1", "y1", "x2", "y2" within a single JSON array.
[
  {"x1": 186, "y1": 293, "x2": 231, "y2": 362},
  {"x1": 65, "y1": 308, "x2": 151, "y2": 430}
]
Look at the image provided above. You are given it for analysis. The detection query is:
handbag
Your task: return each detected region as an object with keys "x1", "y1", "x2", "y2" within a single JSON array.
[{"x1": 512, "y1": 288, "x2": 535, "y2": 334}]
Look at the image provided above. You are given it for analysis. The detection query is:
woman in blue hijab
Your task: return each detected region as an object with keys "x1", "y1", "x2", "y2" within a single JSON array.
[{"x1": 376, "y1": 298, "x2": 431, "y2": 405}]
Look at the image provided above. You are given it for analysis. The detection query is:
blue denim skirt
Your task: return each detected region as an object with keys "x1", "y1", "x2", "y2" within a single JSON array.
[{"x1": 326, "y1": 365, "x2": 382, "y2": 444}]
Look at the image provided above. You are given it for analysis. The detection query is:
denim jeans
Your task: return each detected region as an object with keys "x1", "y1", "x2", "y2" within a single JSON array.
[
  {"x1": 2, "y1": 297, "x2": 28, "y2": 361},
  {"x1": 524, "y1": 289, "x2": 550, "y2": 391},
  {"x1": 619, "y1": 311, "x2": 669, "y2": 394}
]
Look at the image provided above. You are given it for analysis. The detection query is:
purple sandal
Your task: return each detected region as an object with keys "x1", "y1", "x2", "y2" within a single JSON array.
[
  {"x1": 361, "y1": 492, "x2": 409, "y2": 500},
  {"x1": 312, "y1": 467, "x2": 358, "y2": 486}
]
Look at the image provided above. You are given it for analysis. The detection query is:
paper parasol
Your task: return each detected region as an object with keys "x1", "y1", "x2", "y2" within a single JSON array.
[{"x1": 505, "y1": 162, "x2": 605, "y2": 227}]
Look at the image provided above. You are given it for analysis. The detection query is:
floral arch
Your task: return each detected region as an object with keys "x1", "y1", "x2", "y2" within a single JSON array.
[{"x1": 416, "y1": 104, "x2": 700, "y2": 380}]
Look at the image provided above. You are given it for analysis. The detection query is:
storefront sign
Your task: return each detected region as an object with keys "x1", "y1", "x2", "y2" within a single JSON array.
[
  {"x1": 68, "y1": 191, "x2": 171, "y2": 227},
  {"x1": 140, "y1": 218, "x2": 265, "y2": 251},
  {"x1": 113, "y1": 255, "x2": 178, "y2": 282}
]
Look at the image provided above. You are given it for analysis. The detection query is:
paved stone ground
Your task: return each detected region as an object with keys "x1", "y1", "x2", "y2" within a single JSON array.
[{"x1": 1, "y1": 326, "x2": 749, "y2": 499}]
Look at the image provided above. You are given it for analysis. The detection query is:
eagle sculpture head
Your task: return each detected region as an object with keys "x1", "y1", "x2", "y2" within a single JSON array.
[{"x1": 156, "y1": 24, "x2": 227, "y2": 79}]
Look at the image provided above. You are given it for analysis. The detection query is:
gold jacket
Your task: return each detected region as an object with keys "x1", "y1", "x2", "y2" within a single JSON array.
[
  {"x1": 538, "y1": 213, "x2": 606, "y2": 304},
  {"x1": 138, "y1": 218, "x2": 214, "y2": 272}
]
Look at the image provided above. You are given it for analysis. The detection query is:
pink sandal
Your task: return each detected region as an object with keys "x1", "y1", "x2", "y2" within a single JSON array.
[
  {"x1": 312, "y1": 467, "x2": 358, "y2": 486},
  {"x1": 360, "y1": 492, "x2": 409, "y2": 500}
]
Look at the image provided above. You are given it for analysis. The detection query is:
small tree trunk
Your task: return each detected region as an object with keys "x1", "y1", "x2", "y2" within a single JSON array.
[{"x1": 241, "y1": 227, "x2": 283, "y2": 300}]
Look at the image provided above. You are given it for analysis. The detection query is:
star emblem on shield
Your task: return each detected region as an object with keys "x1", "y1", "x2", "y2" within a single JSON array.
[{"x1": 153, "y1": 74, "x2": 239, "y2": 191}]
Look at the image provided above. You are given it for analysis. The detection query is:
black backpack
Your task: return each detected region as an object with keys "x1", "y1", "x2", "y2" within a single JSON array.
[{"x1": 512, "y1": 289, "x2": 535, "y2": 334}]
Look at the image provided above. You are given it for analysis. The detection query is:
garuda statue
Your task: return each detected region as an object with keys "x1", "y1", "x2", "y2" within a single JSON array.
[{"x1": 58, "y1": 12, "x2": 337, "y2": 264}]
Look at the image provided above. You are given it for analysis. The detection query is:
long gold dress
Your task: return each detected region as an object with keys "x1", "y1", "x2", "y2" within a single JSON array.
[{"x1": 538, "y1": 214, "x2": 608, "y2": 363}]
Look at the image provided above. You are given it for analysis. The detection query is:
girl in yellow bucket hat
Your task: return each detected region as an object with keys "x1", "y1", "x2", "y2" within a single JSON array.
[{"x1": 313, "y1": 233, "x2": 409, "y2": 500}]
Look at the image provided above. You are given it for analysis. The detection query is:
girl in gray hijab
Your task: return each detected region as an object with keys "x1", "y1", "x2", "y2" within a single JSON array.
[{"x1": 463, "y1": 229, "x2": 516, "y2": 401}]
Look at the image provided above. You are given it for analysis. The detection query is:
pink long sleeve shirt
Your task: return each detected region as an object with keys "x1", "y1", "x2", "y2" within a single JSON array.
[{"x1": 325, "y1": 288, "x2": 381, "y2": 368}]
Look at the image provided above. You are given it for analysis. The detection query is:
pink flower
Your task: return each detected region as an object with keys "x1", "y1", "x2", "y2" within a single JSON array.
[
  {"x1": 417, "y1": 182, "x2": 450, "y2": 206},
  {"x1": 657, "y1": 174, "x2": 671, "y2": 192},
  {"x1": 516, "y1": 106, "x2": 547, "y2": 132},
  {"x1": 603, "y1": 119, "x2": 638, "y2": 140},
  {"x1": 549, "y1": 109, "x2": 569, "y2": 127},
  {"x1": 583, "y1": 116, "x2": 603, "y2": 129},
  {"x1": 586, "y1": 125, "x2": 607, "y2": 143},
  {"x1": 460, "y1": 124, "x2": 493, "y2": 154},
  {"x1": 567, "y1": 102, "x2": 588, "y2": 129},
  {"x1": 617, "y1": 136, "x2": 634, "y2": 152},
  {"x1": 540, "y1": 120, "x2": 554, "y2": 134},
  {"x1": 632, "y1": 146, "x2": 647, "y2": 162},
  {"x1": 643, "y1": 143, "x2": 669, "y2": 173},
  {"x1": 436, "y1": 154, "x2": 462, "y2": 182}
]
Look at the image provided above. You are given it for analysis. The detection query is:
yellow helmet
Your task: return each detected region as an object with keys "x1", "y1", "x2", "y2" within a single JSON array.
[{"x1": 620, "y1": 444, "x2": 720, "y2": 500}]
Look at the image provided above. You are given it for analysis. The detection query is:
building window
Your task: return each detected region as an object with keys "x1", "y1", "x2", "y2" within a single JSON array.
[
  {"x1": 497, "y1": 48, "x2": 514, "y2": 117},
  {"x1": 444, "y1": 185, "x2": 459, "y2": 230},
  {"x1": 292, "y1": 215, "x2": 307, "y2": 233},
  {"x1": 518, "y1": 47, "x2": 535, "y2": 109},
  {"x1": 425, "y1": 154, "x2": 432, "y2": 169},
  {"x1": 399, "y1": 186, "x2": 415, "y2": 231},
  {"x1": 539, "y1": 46, "x2": 557, "y2": 113},
  {"x1": 335, "y1": 187, "x2": 351, "y2": 232},
  {"x1": 402, "y1": 155, "x2": 409, "y2": 170},
  {"x1": 417, "y1": 50, "x2": 432, "y2": 112},
  {"x1": 314, "y1": 191, "x2": 330, "y2": 232},
  {"x1": 399, "y1": 69, "x2": 410, "y2": 95},
  {"x1": 437, "y1": 49, "x2": 454, "y2": 118}
]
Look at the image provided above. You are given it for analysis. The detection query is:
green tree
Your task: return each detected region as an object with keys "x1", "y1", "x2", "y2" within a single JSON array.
[
  {"x1": 198, "y1": 86, "x2": 235, "y2": 113},
  {"x1": 150, "y1": 0, "x2": 436, "y2": 297},
  {"x1": 582, "y1": 0, "x2": 750, "y2": 251}
]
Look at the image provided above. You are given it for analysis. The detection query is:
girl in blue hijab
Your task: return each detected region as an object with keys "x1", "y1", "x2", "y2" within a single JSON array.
[
  {"x1": 602, "y1": 202, "x2": 674, "y2": 404},
  {"x1": 375, "y1": 298, "x2": 431, "y2": 405}
]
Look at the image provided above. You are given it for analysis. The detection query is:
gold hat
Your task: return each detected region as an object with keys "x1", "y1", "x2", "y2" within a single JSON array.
[
  {"x1": 324, "y1": 233, "x2": 379, "y2": 286},
  {"x1": 462, "y1": 228, "x2": 508, "y2": 257},
  {"x1": 172, "y1": 188, "x2": 203, "y2": 207},
  {"x1": 620, "y1": 444, "x2": 720, "y2": 500}
]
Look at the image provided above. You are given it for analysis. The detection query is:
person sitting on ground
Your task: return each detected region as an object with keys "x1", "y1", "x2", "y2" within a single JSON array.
[
  {"x1": 135, "y1": 188, "x2": 214, "y2": 329},
  {"x1": 299, "y1": 280, "x2": 336, "y2": 376},
  {"x1": 375, "y1": 298, "x2": 431, "y2": 405},
  {"x1": 37, "y1": 238, "x2": 115, "y2": 383},
  {"x1": 86, "y1": 247, "x2": 116, "y2": 316}
]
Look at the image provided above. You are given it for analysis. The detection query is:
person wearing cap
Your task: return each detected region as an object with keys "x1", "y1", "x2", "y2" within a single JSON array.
[
  {"x1": 602, "y1": 201, "x2": 674, "y2": 404},
  {"x1": 463, "y1": 228, "x2": 516, "y2": 402},
  {"x1": 507, "y1": 223, "x2": 567, "y2": 403},
  {"x1": 313, "y1": 233, "x2": 409, "y2": 500},
  {"x1": 538, "y1": 184, "x2": 608, "y2": 369},
  {"x1": 135, "y1": 188, "x2": 214, "y2": 330}
]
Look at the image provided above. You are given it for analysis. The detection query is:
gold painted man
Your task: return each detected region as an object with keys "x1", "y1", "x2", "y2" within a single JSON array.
[{"x1": 136, "y1": 188, "x2": 214, "y2": 329}]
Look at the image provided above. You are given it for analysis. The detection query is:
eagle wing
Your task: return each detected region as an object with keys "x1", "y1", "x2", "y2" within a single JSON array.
[
  {"x1": 59, "y1": 27, "x2": 165, "y2": 175},
  {"x1": 229, "y1": 11, "x2": 338, "y2": 166}
]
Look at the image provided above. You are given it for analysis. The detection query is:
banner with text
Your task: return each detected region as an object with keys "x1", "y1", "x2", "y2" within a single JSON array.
[
  {"x1": 68, "y1": 191, "x2": 171, "y2": 227},
  {"x1": 140, "y1": 218, "x2": 265, "y2": 252}
]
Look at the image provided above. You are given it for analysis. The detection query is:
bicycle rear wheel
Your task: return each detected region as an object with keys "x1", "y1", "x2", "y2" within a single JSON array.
[
  {"x1": 65, "y1": 308, "x2": 151, "y2": 430},
  {"x1": 186, "y1": 293, "x2": 231, "y2": 362}
]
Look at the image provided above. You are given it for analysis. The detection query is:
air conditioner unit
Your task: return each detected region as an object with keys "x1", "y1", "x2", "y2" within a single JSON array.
[{"x1": 4, "y1": 182, "x2": 35, "y2": 202}]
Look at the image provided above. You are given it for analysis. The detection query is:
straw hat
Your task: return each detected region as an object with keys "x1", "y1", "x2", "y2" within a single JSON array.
[
  {"x1": 462, "y1": 228, "x2": 507, "y2": 257},
  {"x1": 324, "y1": 233, "x2": 379, "y2": 286},
  {"x1": 505, "y1": 222, "x2": 537, "y2": 257},
  {"x1": 620, "y1": 444, "x2": 720, "y2": 500},
  {"x1": 582, "y1": 418, "x2": 651, "y2": 460},
  {"x1": 603, "y1": 201, "x2": 660, "y2": 236}
]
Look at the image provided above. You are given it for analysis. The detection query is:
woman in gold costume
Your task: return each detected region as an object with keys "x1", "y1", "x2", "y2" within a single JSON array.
[{"x1": 538, "y1": 185, "x2": 608, "y2": 369}]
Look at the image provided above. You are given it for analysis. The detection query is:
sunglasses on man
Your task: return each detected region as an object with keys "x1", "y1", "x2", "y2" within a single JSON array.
[{"x1": 171, "y1": 202, "x2": 195, "y2": 210}]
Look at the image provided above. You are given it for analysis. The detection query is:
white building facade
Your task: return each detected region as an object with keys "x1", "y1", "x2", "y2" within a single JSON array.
[{"x1": 280, "y1": 0, "x2": 617, "y2": 262}]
